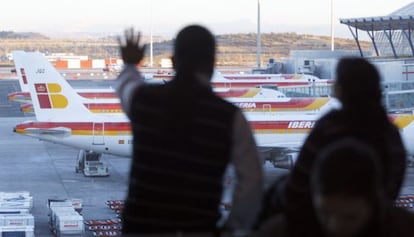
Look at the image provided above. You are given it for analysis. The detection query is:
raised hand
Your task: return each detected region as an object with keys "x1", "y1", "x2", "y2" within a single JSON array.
[{"x1": 118, "y1": 28, "x2": 146, "y2": 65}]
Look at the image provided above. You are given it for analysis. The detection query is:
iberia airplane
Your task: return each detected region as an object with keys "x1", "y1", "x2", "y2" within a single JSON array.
[
  {"x1": 153, "y1": 71, "x2": 333, "y2": 88},
  {"x1": 11, "y1": 51, "x2": 338, "y2": 114},
  {"x1": 19, "y1": 89, "x2": 337, "y2": 114},
  {"x1": 17, "y1": 89, "x2": 337, "y2": 115},
  {"x1": 9, "y1": 67, "x2": 327, "y2": 103},
  {"x1": 14, "y1": 51, "x2": 414, "y2": 169}
]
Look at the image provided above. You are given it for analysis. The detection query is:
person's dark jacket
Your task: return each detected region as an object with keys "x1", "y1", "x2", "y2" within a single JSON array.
[
  {"x1": 256, "y1": 206, "x2": 414, "y2": 237},
  {"x1": 118, "y1": 69, "x2": 263, "y2": 234}
]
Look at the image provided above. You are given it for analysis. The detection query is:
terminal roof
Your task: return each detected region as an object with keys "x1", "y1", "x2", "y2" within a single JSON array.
[
  {"x1": 340, "y1": 16, "x2": 414, "y2": 31},
  {"x1": 339, "y1": 2, "x2": 414, "y2": 58},
  {"x1": 340, "y1": 14, "x2": 414, "y2": 58}
]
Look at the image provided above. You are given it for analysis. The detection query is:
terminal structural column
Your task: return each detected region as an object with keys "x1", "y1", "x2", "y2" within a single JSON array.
[
  {"x1": 347, "y1": 25, "x2": 364, "y2": 57},
  {"x1": 383, "y1": 25, "x2": 398, "y2": 58},
  {"x1": 367, "y1": 26, "x2": 380, "y2": 56},
  {"x1": 402, "y1": 24, "x2": 414, "y2": 57}
]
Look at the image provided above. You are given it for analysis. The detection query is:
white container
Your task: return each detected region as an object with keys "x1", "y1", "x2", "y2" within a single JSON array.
[
  {"x1": 67, "y1": 59, "x2": 81, "y2": 69},
  {"x1": 50, "y1": 207, "x2": 76, "y2": 226},
  {"x1": 0, "y1": 225, "x2": 34, "y2": 237},
  {"x1": 48, "y1": 199, "x2": 83, "y2": 213},
  {"x1": 92, "y1": 59, "x2": 105, "y2": 69},
  {"x1": 0, "y1": 192, "x2": 33, "y2": 211},
  {"x1": 0, "y1": 214, "x2": 34, "y2": 227},
  {"x1": 55, "y1": 214, "x2": 84, "y2": 236}
]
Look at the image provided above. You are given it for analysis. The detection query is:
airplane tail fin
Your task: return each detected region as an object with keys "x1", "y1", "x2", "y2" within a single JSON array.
[
  {"x1": 12, "y1": 51, "x2": 30, "y2": 92},
  {"x1": 11, "y1": 51, "x2": 95, "y2": 122}
]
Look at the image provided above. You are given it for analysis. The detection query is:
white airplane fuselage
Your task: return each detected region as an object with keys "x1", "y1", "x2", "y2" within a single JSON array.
[
  {"x1": 15, "y1": 113, "x2": 414, "y2": 159},
  {"x1": 14, "y1": 114, "x2": 314, "y2": 158}
]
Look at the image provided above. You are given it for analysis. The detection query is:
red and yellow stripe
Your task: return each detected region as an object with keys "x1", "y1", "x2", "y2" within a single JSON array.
[
  {"x1": 16, "y1": 114, "x2": 414, "y2": 138},
  {"x1": 215, "y1": 89, "x2": 261, "y2": 98},
  {"x1": 77, "y1": 92, "x2": 118, "y2": 99},
  {"x1": 83, "y1": 103, "x2": 123, "y2": 113},
  {"x1": 389, "y1": 114, "x2": 414, "y2": 129}
]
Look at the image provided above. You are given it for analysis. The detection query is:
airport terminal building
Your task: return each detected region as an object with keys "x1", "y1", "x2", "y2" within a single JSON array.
[
  {"x1": 274, "y1": 2, "x2": 414, "y2": 113},
  {"x1": 340, "y1": 2, "x2": 414, "y2": 112}
]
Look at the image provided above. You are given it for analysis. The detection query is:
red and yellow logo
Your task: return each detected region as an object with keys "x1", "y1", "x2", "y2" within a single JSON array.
[
  {"x1": 20, "y1": 68, "x2": 28, "y2": 85},
  {"x1": 35, "y1": 83, "x2": 68, "y2": 109}
]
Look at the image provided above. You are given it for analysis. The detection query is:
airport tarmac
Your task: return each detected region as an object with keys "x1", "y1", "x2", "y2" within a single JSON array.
[{"x1": 0, "y1": 117, "x2": 130, "y2": 236}]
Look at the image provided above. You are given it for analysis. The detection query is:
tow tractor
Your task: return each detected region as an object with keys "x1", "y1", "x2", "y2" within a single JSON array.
[{"x1": 75, "y1": 149, "x2": 109, "y2": 177}]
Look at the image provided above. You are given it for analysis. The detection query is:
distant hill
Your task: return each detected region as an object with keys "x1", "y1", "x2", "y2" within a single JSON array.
[
  {"x1": 0, "y1": 31, "x2": 48, "y2": 39},
  {"x1": 152, "y1": 32, "x2": 370, "y2": 66},
  {"x1": 0, "y1": 32, "x2": 370, "y2": 66}
]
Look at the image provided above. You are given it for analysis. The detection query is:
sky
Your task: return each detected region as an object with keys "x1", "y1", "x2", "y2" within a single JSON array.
[{"x1": 2, "y1": 0, "x2": 414, "y2": 39}]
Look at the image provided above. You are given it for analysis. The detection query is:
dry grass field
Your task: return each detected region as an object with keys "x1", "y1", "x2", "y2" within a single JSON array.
[{"x1": 0, "y1": 31, "x2": 371, "y2": 67}]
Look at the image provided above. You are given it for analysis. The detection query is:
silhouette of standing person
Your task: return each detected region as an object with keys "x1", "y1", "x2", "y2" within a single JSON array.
[
  {"x1": 282, "y1": 57, "x2": 407, "y2": 236},
  {"x1": 116, "y1": 26, "x2": 263, "y2": 235}
]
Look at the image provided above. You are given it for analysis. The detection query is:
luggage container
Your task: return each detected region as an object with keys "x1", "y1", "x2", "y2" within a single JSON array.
[
  {"x1": 0, "y1": 225, "x2": 34, "y2": 237},
  {"x1": 54, "y1": 214, "x2": 84, "y2": 237},
  {"x1": 0, "y1": 214, "x2": 34, "y2": 227},
  {"x1": 49, "y1": 207, "x2": 84, "y2": 236},
  {"x1": 0, "y1": 193, "x2": 33, "y2": 212},
  {"x1": 48, "y1": 199, "x2": 84, "y2": 236},
  {"x1": 49, "y1": 207, "x2": 76, "y2": 228},
  {"x1": 48, "y1": 198, "x2": 83, "y2": 214}
]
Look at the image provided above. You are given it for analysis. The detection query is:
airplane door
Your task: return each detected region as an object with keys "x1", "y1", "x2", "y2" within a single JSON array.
[
  {"x1": 93, "y1": 122, "x2": 105, "y2": 145},
  {"x1": 263, "y1": 104, "x2": 271, "y2": 112}
]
